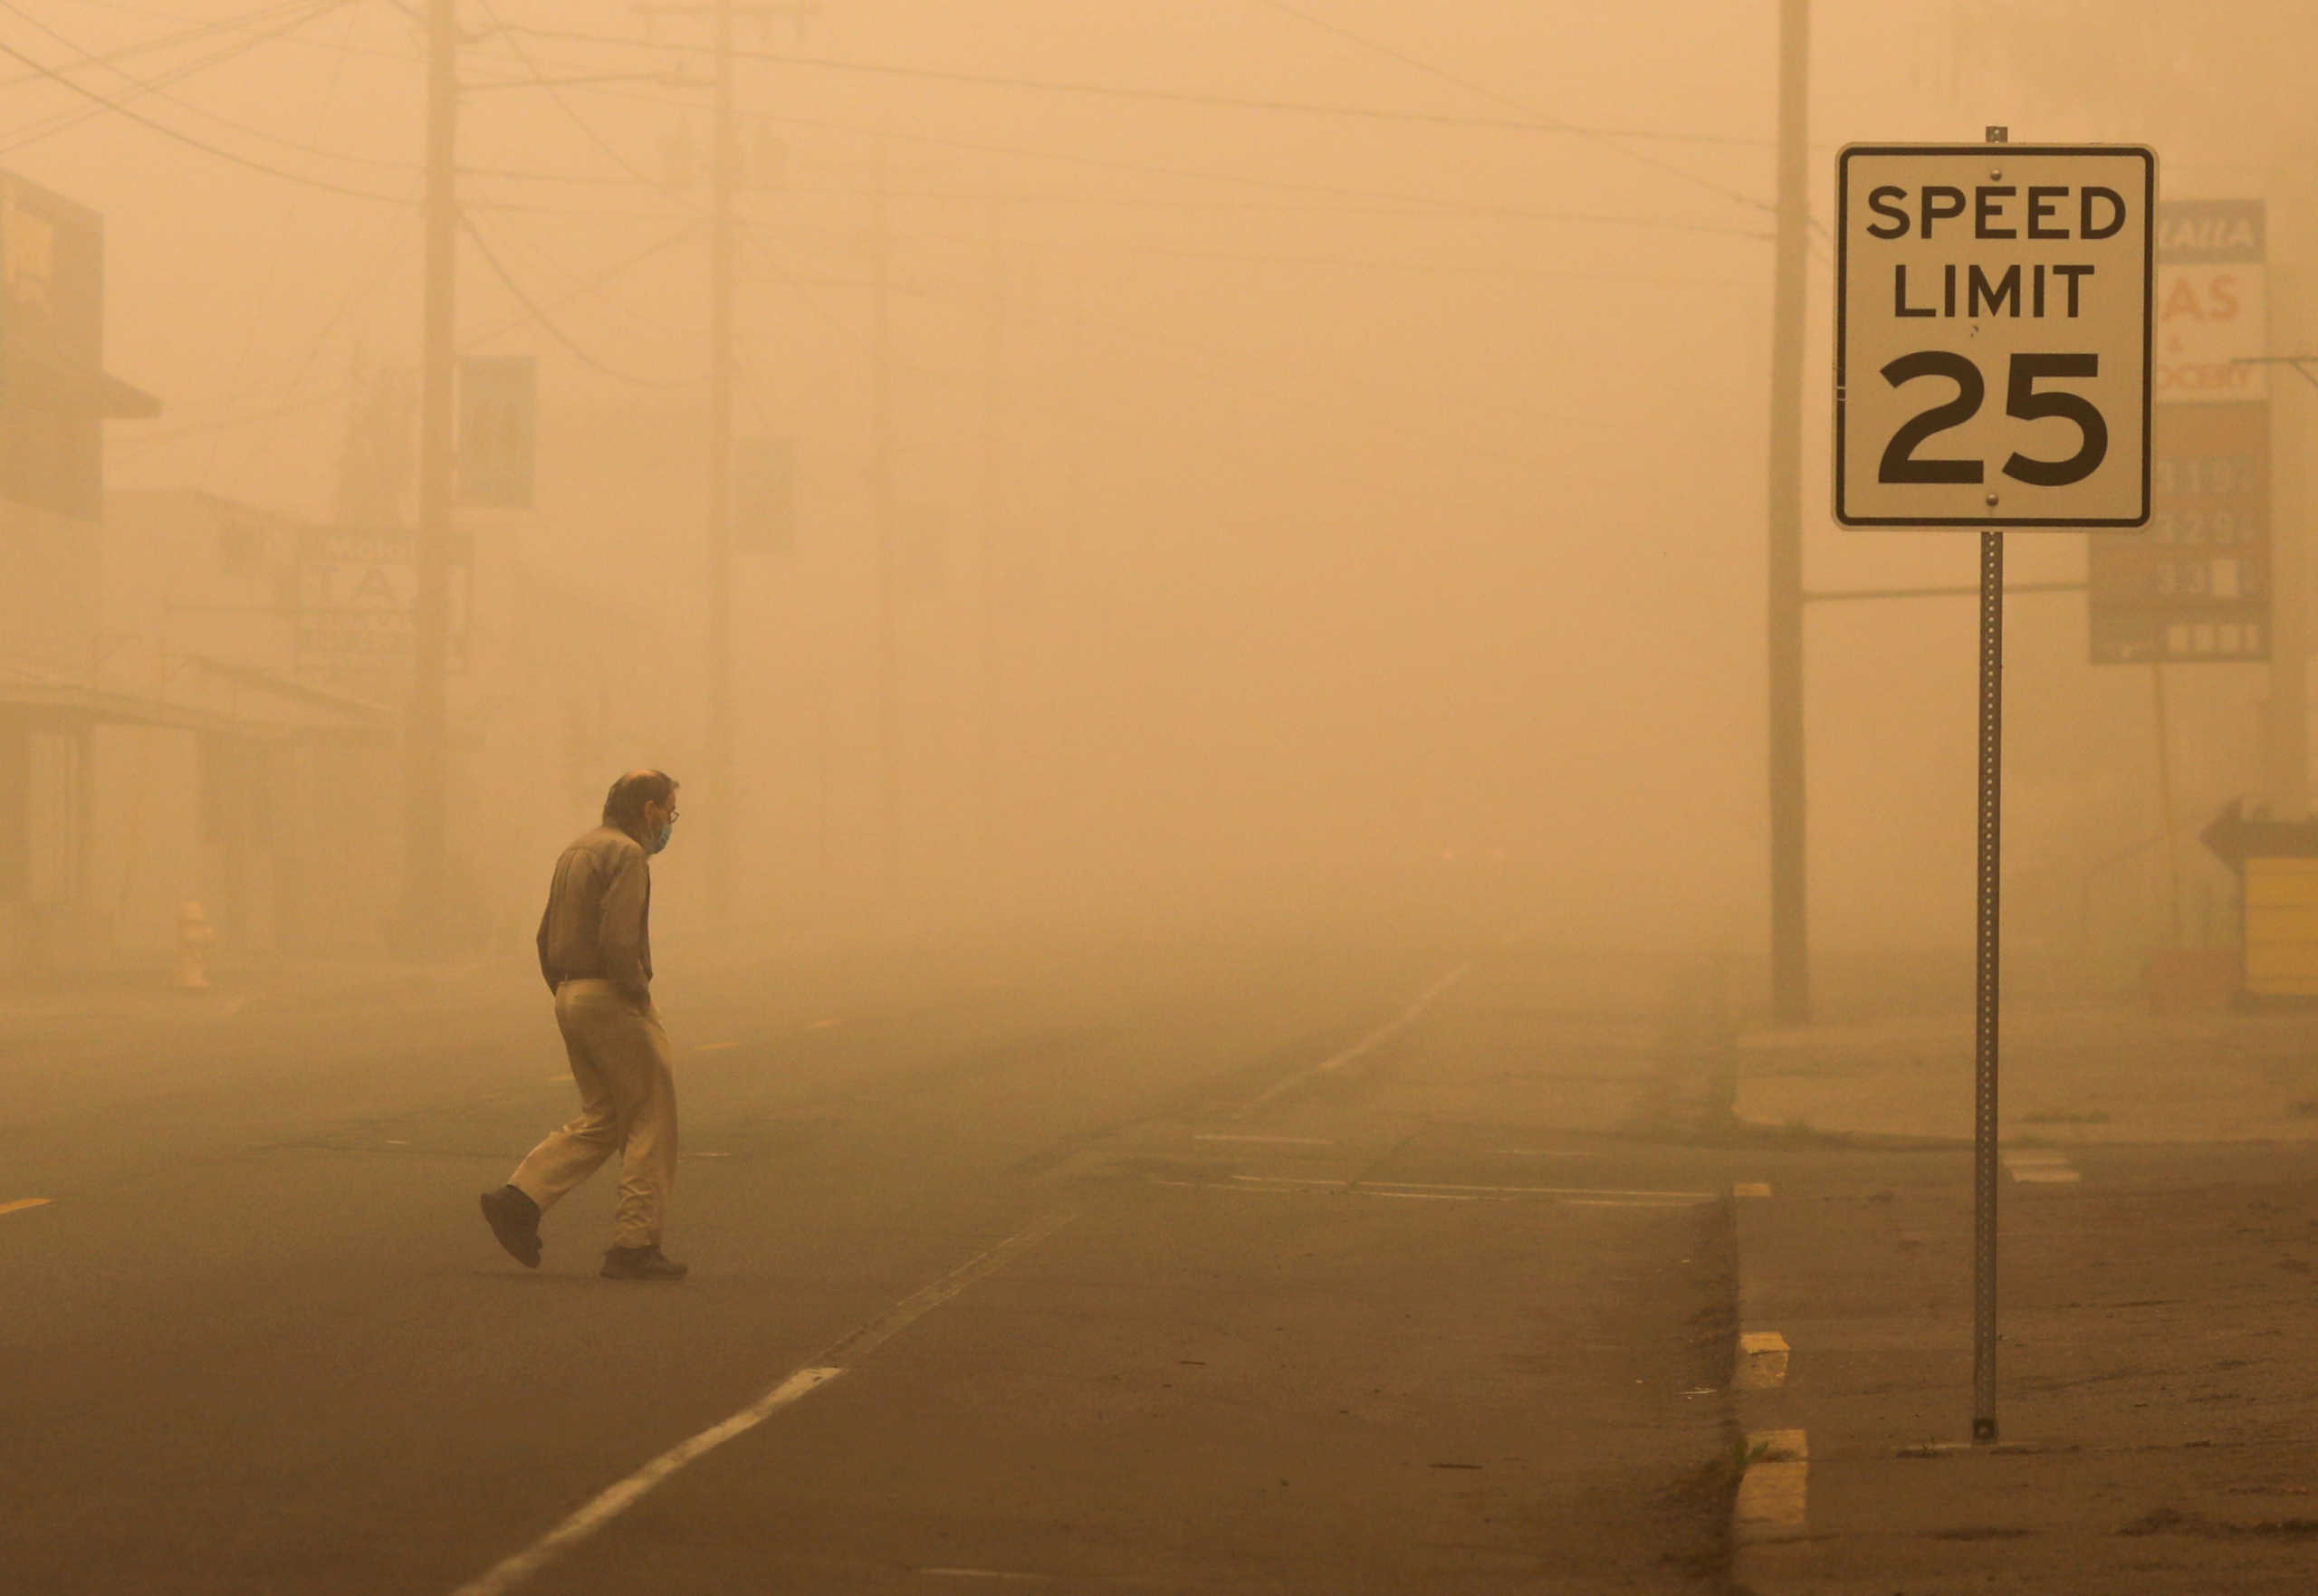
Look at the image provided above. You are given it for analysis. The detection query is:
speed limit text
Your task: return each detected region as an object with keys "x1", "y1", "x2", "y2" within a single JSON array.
[{"x1": 1863, "y1": 186, "x2": 2127, "y2": 321}]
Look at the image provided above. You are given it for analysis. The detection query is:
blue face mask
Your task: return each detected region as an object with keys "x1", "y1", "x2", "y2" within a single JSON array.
[{"x1": 649, "y1": 817, "x2": 674, "y2": 855}]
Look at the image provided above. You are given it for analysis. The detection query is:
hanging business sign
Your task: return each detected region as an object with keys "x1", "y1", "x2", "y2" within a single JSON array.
[
  {"x1": 296, "y1": 528, "x2": 467, "y2": 677},
  {"x1": 1834, "y1": 144, "x2": 2157, "y2": 529}
]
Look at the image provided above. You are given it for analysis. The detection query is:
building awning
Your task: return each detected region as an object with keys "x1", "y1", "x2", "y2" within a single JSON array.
[
  {"x1": 98, "y1": 368, "x2": 162, "y2": 420},
  {"x1": 185, "y1": 656, "x2": 392, "y2": 731},
  {"x1": 1, "y1": 344, "x2": 162, "y2": 419},
  {"x1": 0, "y1": 657, "x2": 385, "y2": 736}
]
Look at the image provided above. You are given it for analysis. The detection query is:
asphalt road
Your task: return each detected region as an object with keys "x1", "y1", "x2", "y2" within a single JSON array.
[{"x1": 1, "y1": 934, "x2": 1741, "y2": 1594}]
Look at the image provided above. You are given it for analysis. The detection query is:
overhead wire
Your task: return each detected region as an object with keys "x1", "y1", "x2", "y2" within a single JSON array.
[
  {"x1": 458, "y1": 209, "x2": 703, "y2": 387},
  {"x1": 0, "y1": 29, "x2": 407, "y2": 199},
  {"x1": 1242, "y1": 0, "x2": 1771, "y2": 214},
  {"x1": 48, "y1": 0, "x2": 422, "y2": 65},
  {"x1": 886, "y1": 226, "x2": 1753, "y2": 289},
  {"x1": 0, "y1": 0, "x2": 321, "y2": 91},
  {"x1": 206, "y1": 0, "x2": 366, "y2": 491},
  {"x1": 120, "y1": 216, "x2": 705, "y2": 447},
  {"x1": 0, "y1": 0, "x2": 353, "y2": 155},
  {"x1": 465, "y1": 0, "x2": 699, "y2": 211},
  {"x1": 442, "y1": 63, "x2": 1767, "y2": 240},
  {"x1": 0, "y1": 0, "x2": 426, "y2": 173},
  {"x1": 498, "y1": 21, "x2": 1777, "y2": 155}
]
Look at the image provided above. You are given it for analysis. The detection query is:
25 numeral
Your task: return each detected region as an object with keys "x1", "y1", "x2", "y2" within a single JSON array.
[{"x1": 1877, "y1": 351, "x2": 2109, "y2": 488}]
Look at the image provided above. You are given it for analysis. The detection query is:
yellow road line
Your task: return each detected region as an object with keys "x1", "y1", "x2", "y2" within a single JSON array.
[
  {"x1": 1, "y1": 1198, "x2": 53, "y2": 1218},
  {"x1": 1736, "y1": 1330, "x2": 1791, "y2": 1390},
  {"x1": 1736, "y1": 1429, "x2": 1808, "y2": 1543}
]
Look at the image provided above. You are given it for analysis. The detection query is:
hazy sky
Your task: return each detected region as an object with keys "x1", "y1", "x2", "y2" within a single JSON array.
[{"x1": 10, "y1": 1, "x2": 2315, "y2": 951}]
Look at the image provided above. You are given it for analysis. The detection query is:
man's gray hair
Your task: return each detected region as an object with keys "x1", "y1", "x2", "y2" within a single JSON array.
[{"x1": 602, "y1": 769, "x2": 679, "y2": 829}]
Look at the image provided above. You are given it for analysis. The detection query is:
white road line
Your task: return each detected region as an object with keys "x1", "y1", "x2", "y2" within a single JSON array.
[
  {"x1": 695, "y1": 1041, "x2": 740, "y2": 1053},
  {"x1": 0, "y1": 1198, "x2": 52, "y2": 1218},
  {"x1": 804, "y1": 1018, "x2": 843, "y2": 1031},
  {"x1": 1192, "y1": 1133, "x2": 1337, "y2": 1146},
  {"x1": 1225, "y1": 1174, "x2": 1716, "y2": 1203},
  {"x1": 2003, "y1": 1151, "x2": 2082, "y2": 1184},
  {"x1": 1487, "y1": 1148, "x2": 1604, "y2": 1159},
  {"x1": 1373, "y1": 1180, "x2": 1715, "y2": 1199},
  {"x1": 1234, "y1": 964, "x2": 1470, "y2": 1117},
  {"x1": 1367, "y1": 1190, "x2": 1480, "y2": 1201},
  {"x1": 1733, "y1": 1180, "x2": 1773, "y2": 1199},
  {"x1": 447, "y1": 1210, "x2": 1073, "y2": 1596},
  {"x1": 917, "y1": 1571, "x2": 1051, "y2": 1583}
]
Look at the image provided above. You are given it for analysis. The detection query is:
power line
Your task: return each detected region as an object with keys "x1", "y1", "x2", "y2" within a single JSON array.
[
  {"x1": 0, "y1": 0, "x2": 321, "y2": 91},
  {"x1": 0, "y1": 28, "x2": 406, "y2": 199},
  {"x1": 466, "y1": 0, "x2": 696, "y2": 208},
  {"x1": 444, "y1": 39, "x2": 1769, "y2": 237},
  {"x1": 458, "y1": 209, "x2": 702, "y2": 387},
  {"x1": 886, "y1": 226, "x2": 1753, "y2": 288},
  {"x1": 1, "y1": 0, "x2": 428, "y2": 173},
  {"x1": 120, "y1": 217, "x2": 704, "y2": 447},
  {"x1": 498, "y1": 20, "x2": 1776, "y2": 164},
  {"x1": 48, "y1": 0, "x2": 424, "y2": 65},
  {"x1": 201, "y1": 0, "x2": 372, "y2": 492},
  {"x1": 0, "y1": 0, "x2": 347, "y2": 154},
  {"x1": 1243, "y1": 0, "x2": 1770, "y2": 213}
]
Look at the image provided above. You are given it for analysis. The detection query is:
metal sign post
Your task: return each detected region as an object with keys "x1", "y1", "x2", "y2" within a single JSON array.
[
  {"x1": 1973, "y1": 456, "x2": 2003, "y2": 1446},
  {"x1": 1834, "y1": 128, "x2": 2156, "y2": 1445}
]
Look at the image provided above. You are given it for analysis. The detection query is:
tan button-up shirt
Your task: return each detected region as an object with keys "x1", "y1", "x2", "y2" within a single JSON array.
[{"x1": 535, "y1": 825, "x2": 653, "y2": 1006}]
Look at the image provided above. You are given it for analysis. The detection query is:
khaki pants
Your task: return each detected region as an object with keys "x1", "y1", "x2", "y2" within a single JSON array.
[{"x1": 510, "y1": 980, "x2": 677, "y2": 1249}]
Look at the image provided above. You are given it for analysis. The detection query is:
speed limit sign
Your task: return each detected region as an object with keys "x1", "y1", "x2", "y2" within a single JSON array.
[{"x1": 1835, "y1": 144, "x2": 2156, "y2": 527}]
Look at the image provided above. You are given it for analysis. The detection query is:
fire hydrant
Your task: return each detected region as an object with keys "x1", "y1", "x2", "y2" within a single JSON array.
[{"x1": 174, "y1": 900, "x2": 217, "y2": 990}]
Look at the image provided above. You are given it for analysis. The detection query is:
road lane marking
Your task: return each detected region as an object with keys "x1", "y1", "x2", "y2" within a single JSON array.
[
  {"x1": 917, "y1": 1570, "x2": 1051, "y2": 1582},
  {"x1": 2004, "y1": 1152, "x2": 2081, "y2": 1184},
  {"x1": 1736, "y1": 1331, "x2": 1791, "y2": 1390},
  {"x1": 1373, "y1": 1180, "x2": 1714, "y2": 1199},
  {"x1": 1231, "y1": 1175, "x2": 1713, "y2": 1199},
  {"x1": 1193, "y1": 1133, "x2": 1336, "y2": 1145},
  {"x1": 695, "y1": 1041, "x2": 740, "y2": 1053},
  {"x1": 1234, "y1": 964, "x2": 1470, "y2": 1117},
  {"x1": 1733, "y1": 1181, "x2": 1773, "y2": 1198},
  {"x1": 1488, "y1": 1148, "x2": 1604, "y2": 1159},
  {"x1": 448, "y1": 1209, "x2": 1074, "y2": 1596},
  {"x1": 1736, "y1": 1429, "x2": 1808, "y2": 1543},
  {"x1": 804, "y1": 1018, "x2": 842, "y2": 1031},
  {"x1": 1, "y1": 1198, "x2": 53, "y2": 1218},
  {"x1": 1368, "y1": 1190, "x2": 1480, "y2": 1201}
]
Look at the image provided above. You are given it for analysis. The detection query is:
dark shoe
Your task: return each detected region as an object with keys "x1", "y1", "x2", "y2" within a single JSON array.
[
  {"x1": 479, "y1": 1185, "x2": 541, "y2": 1269},
  {"x1": 599, "y1": 1244, "x2": 687, "y2": 1281}
]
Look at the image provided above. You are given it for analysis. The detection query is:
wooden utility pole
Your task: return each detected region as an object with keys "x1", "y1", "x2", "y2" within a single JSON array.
[
  {"x1": 637, "y1": 0, "x2": 815, "y2": 919},
  {"x1": 1766, "y1": 0, "x2": 1811, "y2": 1023},
  {"x1": 871, "y1": 139, "x2": 897, "y2": 896},
  {"x1": 979, "y1": 198, "x2": 1004, "y2": 850},
  {"x1": 401, "y1": 0, "x2": 459, "y2": 950},
  {"x1": 703, "y1": 0, "x2": 737, "y2": 921}
]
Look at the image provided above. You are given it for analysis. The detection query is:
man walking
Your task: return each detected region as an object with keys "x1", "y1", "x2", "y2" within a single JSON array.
[{"x1": 480, "y1": 769, "x2": 687, "y2": 1281}]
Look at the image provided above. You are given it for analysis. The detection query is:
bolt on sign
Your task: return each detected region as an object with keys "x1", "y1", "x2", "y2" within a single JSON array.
[
  {"x1": 1834, "y1": 145, "x2": 2156, "y2": 528},
  {"x1": 2087, "y1": 199, "x2": 2268, "y2": 664}
]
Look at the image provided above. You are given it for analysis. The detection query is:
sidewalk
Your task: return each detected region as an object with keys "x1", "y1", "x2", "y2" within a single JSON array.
[
  {"x1": 1727, "y1": 998, "x2": 2318, "y2": 1594},
  {"x1": 1736, "y1": 999, "x2": 2318, "y2": 1145},
  {"x1": 0, "y1": 952, "x2": 520, "y2": 1034}
]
